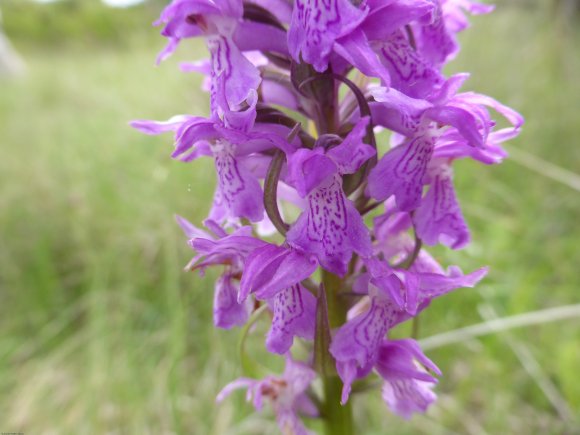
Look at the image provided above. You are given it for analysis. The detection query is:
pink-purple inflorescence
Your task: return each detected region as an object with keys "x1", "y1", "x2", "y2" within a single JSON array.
[{"x1": 132, "y1": 0, "x2": 522, "y2": 432}]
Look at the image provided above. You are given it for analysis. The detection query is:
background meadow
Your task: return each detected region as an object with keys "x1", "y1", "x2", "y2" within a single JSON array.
[{"x1": 1, "y1": 0, "x2": 579, "y2": 433}]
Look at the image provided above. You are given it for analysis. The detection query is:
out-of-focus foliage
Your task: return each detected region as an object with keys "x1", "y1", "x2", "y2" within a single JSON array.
[
  {"x1": 495, "y1": 0, "x2": 580, "y2": 23},
  {"x1": 2, "y1": 0, "x2": 168, "y2": 46},
  {"x1": 0, "y1": 1, "x2": 579, "y2": 433}
]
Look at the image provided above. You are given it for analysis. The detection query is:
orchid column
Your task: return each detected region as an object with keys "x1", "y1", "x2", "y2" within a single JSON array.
[{"x1": 132, "y1": 0, "x2": 522, "y2": 433}]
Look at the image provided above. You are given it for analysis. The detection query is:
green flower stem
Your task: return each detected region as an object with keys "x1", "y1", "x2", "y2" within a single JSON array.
[
  {"x1": 321, "y1": 270, "x2": 354, "y2": 435},
  {"x1": 322, "y1": 271, "x2": 348, "y2": 328},
  {"x1": 322, "y1": 375, "x2": 353, "y2": 435}
]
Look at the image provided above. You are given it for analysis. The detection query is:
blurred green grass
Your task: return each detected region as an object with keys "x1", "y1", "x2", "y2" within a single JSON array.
[{"x1": 1, "y1": 2, "x2": 579, "y2": 434}]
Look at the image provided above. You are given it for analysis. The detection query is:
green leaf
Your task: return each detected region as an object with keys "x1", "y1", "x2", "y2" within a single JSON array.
[
  {"x1": 264, "y1": 149, "x2": 289, "y2": 236},
  {"x1": 314, "y1": 284, "x2": 337, "y2": 376}
]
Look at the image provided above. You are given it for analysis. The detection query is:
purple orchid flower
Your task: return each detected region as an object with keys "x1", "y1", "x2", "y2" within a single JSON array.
[
  {"x1": 239, "y1": 243, "x2": 318, "y2": 353},
  {"x1": 135, "y1": 0, "x2": 523, "y2": 428},
  {"x1": 213, "y1": 272, "x2": 251, "y2": 328},
  {"x1": 266, "y1": 284, "x2": 317, "y2": 354},
  {"x1": 156, "y1": 0, "x2": 290, "y2": 60},
  {"x1": 331, "y1": 259, "x2": 487, "y2": 402},
  {"x1": 409, "y1": 0, "x2": 494, "y2": 68},
  {"x1": 375, "y1": 29, "x2": 445, "y2": 99},
  {"x1": 175, "y1": 215, "x2": 266, "y2": 328},
  {"x1": 239, "y1": 243, "x2": 318, "y2": 301},
  {"x1": 288, "y1": 0, "x2": 441, "y2": 84},
  {"x1": 367, "y1": 153, "x2": 471, "y2": 251},
  {"x1": 288, "y1": 0, "x2": 396, "y2": 83},
  {"x1": 370, "y1": 73, "x2": 523, "y2": 145},
  {"x1": 366, "y1": 86, "x2": 523, "y2": 247},
  {"x1": 376, "y1": 339, "x2": 441, "y2": 419},
  {"x1": 285, "y1": 117, "x2": 375, "y2": 276},
  {"x1": 367, "y1": 130, "x2": 436, "y2": 212},
  {"x1": 330, "y1": 277, "x2": 400, "y2": 404},
  {"x1": 132, "y1": 95, "x2": 296, "y2": 223},
  {"x1": 367, "y1": 74, "x2": 523, "y2": 211},
  {"x1": 409, "y1": 96, "x2": 522, "y2": 246},
  {"x1": 288, "y1": 0, "x2": 367, "y2": 73},
  {"x1": 132, "y1": 115, "x2": 265, "y2": 223},
  {"x1": 217, "y1": 356, "x2": 318, "y2": 435},
  {"x1": 313, "y1": 0, "x2": 436, "y2": 99},
  {"x1": 372, "y1": 200, "x2": 448, "y2": 274},
  {"x1": 156, "y1": 0, "x2": 263, "y2": 119},
  {"x1": 412, "y1": 159, "x2": 469, "y2": 248},
  {"x1": 155, "y1": 0, "x2": 293, "y2": 126}
]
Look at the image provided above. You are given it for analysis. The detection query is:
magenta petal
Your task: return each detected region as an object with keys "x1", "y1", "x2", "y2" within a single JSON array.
[
  {"x1": 330, "y1": 298, "x2": 396, "y2": 382},
  {"x1": 203, "y1": 218, "x2": 231, "y2": 238},
  {"x1": 382, "y1": 378, "x2": 437, "y2": 419},
  {"x1": 376, "y1": 339, "x2": 440, "y2": 382},
  {"x1": 212, "y1": 0, "x2": 243, "y2": 18},
  {"x1": 207, "y1": 35, "x2": 261, "y2": 116},
  {"x1": 260, "y1": 80, "x2": 300, "y2": 111},
  {"x1": 412, "y1": 3, "x2": 458, "y2": 67},
  {"x1": 287, "y1": 176, "x2": 372, "y2": 276},
  {"x1": 287, "y1": 148, "x2": 338, "y2": 197},
  {"x1": 275, "y1": 411, "x2": 311, "y2": 435},
  {"x1": 364, "y1": 258, "x2": 422, "y2": 316},
  {"x1": 418, "y1": 266, "x2": 488, "y2": 301},
  {"x1": 266, "y1": 284, "x2": 316, "y2": 354},
  {"x1": 433, "y1": 131, "x2": 508, "y2": 164},
  {"x1": 455, "y1": 92, "x2": 524, "y2": 131},
  {"x1": 156, "y1": 0, "x2": 223, "y2": 26},
  {"x1": 283, "y1": 356, "x2": 318, "y2": 396},
  {"x1": 326, "y1": 117, "x2": 376, "y2": 174},
  {"x1": 172, "y1": 118, "x2": 217, "y2": 160},
  {"x1": 409, "y1": 249, "x2": 445, "y2": 274},
  {"x1": 156, "y1": 38, "x2": 181, "y2": 64},
  {"x1": 185, "y1": 218, "x2": 266, "y2": 271},
  {"x1": 424, "y1": 105, "x2": 483, "y2": 148},
  {"x1": 130, "y1": 115, "x2": 190, "y2": 135},
  {"x1": 376, "y1": 339, "x2": 439, "y2": 419},
  {"x1": 375, "y1": 30, "x2": 444, "y2": 99},
  {"x1": 413, "y1": 164, "x2": 470, "y2": 249},
  {"x1": 214, "y1": 273, "x2": 250, "y2": 328},
  {"x1": 430, "y1": 73, "x2": 470, "y2": 105},
  {"x1": 463, "y1": 0, "x2": 495, "y2": 15},
  {"x1": 154, "y1": 0, "x2": 221, "y2": 63},
  {"x1": 234, "y1": 21, "x2": 289, "y2": 56},
  {"x1": 370, "y1": 87, "x2": 432, "y2": 136},
  {"x1": 180, "y1": 58, "x2": 211, "y2": 76},
  {"x1": 190, "y1": 233, "x2": 266, "y2": 270},
  {"x1": 336, "y1": 361, "x2": 357, "y2": 404},
  {"x1": 336, "y1": 359, "x2": 374, "y2": 404},
  {"x1": 221, "y1": 90, "x2": 258, "y2": 132},
  {"x1": 362, "y1": 0, "x2": 435, "y2": 41},
  {"x1": 367, "y1": 133, "x2": 434, "y2": 211},
  {"x1": 239, "y1": 244, "x2": 318, "y2": 301},
  {"x1": 175, "y1": 214, "x2": 212, "y2": 240},
  {"x1": 335, "y1": 29, "x2": 391, "y2": 84},
  {"x1": 371, "y1": 272, "x2": 408, "y2": 310},
  {"x1": 288, "y1": 0, "x2": 367, "y2": 71},
  {"x1": 216, "y1": 377, "x2": 255, "y2": 403},
  {"x1": 208, "y1": 187, "x2": 229, "y2": 224},
  {"x1": 373, "y1": 199, "x2": 413, "y2": 241},
  {"x1": 217, "y1": 357, "x2": 316, "y2": 434},
  {"x1": 212, "y1": 141, "x2": 264, "y2": 222}
]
